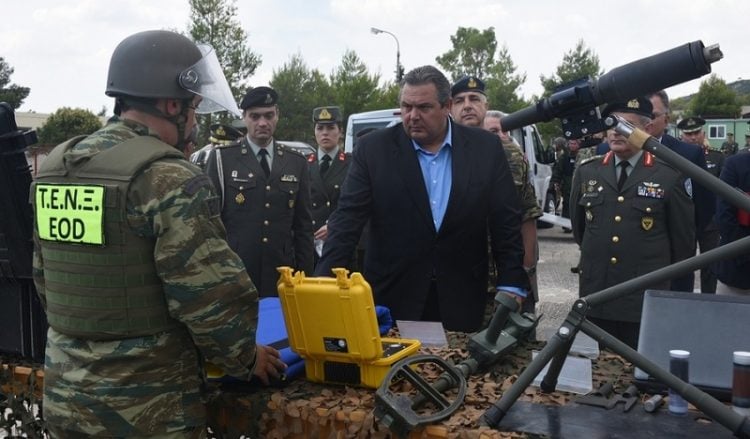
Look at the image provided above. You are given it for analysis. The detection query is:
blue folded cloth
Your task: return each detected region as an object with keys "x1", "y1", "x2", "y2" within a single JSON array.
[{"x1": 210, "y1": 297, "x2": 393, "y2": 384}]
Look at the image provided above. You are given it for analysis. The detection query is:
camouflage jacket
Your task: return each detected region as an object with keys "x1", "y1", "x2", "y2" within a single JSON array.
[
  {"x1": 32, "y1": 118, "x2": 260, "y2": 436},
  {"x1": 503, "y1": 139, "x2": 542, "y2": 221}
]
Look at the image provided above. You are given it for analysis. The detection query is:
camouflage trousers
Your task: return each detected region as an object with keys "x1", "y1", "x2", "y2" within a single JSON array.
[{"x1": 46, "y1": 426, "x2": 208, "y2": 439}]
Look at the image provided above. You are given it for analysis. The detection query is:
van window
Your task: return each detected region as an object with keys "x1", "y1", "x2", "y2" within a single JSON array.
[{"x1": 351, "y1": 121, "x2": 391, "y2": 149}]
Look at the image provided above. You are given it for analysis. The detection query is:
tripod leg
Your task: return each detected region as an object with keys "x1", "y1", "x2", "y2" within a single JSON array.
[
  {"x1": 481, "y1": 322, "x2": 574, "y2": 427},
  {"x1": 540, "y1": 324, "x2": 577, "y2": 393}
]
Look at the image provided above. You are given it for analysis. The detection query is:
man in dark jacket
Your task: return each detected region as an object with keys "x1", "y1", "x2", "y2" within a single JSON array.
[{"x1": 315, "y1": 65, "x2": 529, "y2": 332}]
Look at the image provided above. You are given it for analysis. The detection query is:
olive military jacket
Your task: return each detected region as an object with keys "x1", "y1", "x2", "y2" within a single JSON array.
[
  {"x1": 205, "y1": 138, "x2": 314, "y2": 296},
  {"x1": 307, "y1": 148, "x2": 351, "y2": 231},
  {"x1": 571, "y1": 151, "x2": 695, "y2": 322}
]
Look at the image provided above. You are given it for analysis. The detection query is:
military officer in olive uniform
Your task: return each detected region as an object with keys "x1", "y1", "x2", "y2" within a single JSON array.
[
  {"x1": 306, "y1": 106, "x2": 352, "y2": 266},
  {"x1": 190, "y1": 122, "x2": 245, "y2": 169},
  {"x1": 571, "y1": 96, "x2": 695, "y2": 349},
  {"x1": 678, "y1": 116, "x2": 722, "y2": 293},
  {"x1": 205, "y1": 86, "x2": 314, "y2": 296}
]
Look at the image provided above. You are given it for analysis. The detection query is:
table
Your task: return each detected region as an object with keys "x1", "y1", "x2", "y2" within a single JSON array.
[{"x1": 206, "y1": 332, "x2": 634, "y2": 438}]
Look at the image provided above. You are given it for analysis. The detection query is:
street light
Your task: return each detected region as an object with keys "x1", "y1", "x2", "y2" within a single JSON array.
[{"x1": 371, "y1": 27, "x2": 403, "y2": 82}]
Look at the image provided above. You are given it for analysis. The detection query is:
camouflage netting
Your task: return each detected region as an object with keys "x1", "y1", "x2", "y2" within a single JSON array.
[
  {"x1": 1, "y1": 357, "x2": 46, "y2": 438},
  {"x1": 206, "y1": 332, "x2": 635, "y2": 438}
]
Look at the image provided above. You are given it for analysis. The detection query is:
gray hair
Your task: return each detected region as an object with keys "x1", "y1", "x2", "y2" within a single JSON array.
[
  {"x1": 485, "y1": 110, "x2": 507, "y2": 120},
  {"x1": 400, "y1": 65, "x2": 451, "y2": 106}
]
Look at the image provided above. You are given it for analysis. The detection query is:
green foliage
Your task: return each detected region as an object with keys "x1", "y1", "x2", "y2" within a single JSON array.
[
  {"x1": 38, "y1": 107, "x2": 102, "y2": 144},
  {"x1": 539, "y1": 40, "x2": 603, "y2": 96},
  {"x1": 271, "y1": 54, "x2": 334, "y2": 144},
  {"x1": 689, "y1": 74, "x2": 741, "y2": 118},
  {"x1": 435, "y1": 27, "x2": 526, "y2": 111},
  {"x1": 330, "y1": 50, "x2": 383, "y2": 123},
  {"x1": 538, "y1": 40, "x2": 603, "y2": 142},
  {"x1": 188, "y1": 0, "x2": 262, "y2": 144},
  {"x1": 0, "y1": 57, "x2": 30, "y2": 109}
]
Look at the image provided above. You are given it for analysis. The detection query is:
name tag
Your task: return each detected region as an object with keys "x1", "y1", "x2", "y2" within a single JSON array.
[{"x1": 35, "y1": 183, "x2": 105, "y2": 245}]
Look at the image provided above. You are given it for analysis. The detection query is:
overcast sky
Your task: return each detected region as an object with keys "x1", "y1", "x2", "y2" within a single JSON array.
[{"x1": 6, "y1": 0, "x2": 748, "y2": 115}]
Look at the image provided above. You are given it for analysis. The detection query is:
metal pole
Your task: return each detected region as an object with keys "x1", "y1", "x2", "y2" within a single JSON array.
[{"x1": 371, "y1": 27, "x2": 402, "y2": 82}]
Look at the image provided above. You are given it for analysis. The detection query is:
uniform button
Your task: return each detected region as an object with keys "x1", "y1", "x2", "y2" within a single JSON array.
[
  {"x1": 610, "y1": 257, "x2": 618, "y2": 264},
  {"x1": 265, "y1": 203, "x2": 270, "y2": 208},
  {"x1": 614, "y1": 215, "x2": 622, "y2": 222},
  {"x1": 313, "y1": 203, "x2": 317, "y2": 207},
  {"x1": 612, "y1": 236, "x2": 619, "y2": 243},
  {"x1": 239, "y1": 186, "x2": 244, "y2": 190},
  {"x1": 617, "y1": 196, "x2": 625, "y2": 202},
  {"x1": 266, "y1": 185, "x2": 271, "y2": 191},
  {"x1": 312, "y1": 220, "x2": 316, "y2": 225},
  {"x1": 262, "y1": 237, "x2": 268, "y2": 243},
  {"x1": 334, "y1": 185, "x2": 339, "y2": 189},
  {"x1": 646, "y1": 207, "x2": 652, "y2": 213},
  {"x1": 263, "y1": 220, "x2": 269, "y2": 226},
  {"x1": 586, "y1": 202, "x2": 591, "y2": 207},
  {"x1": 326, "y1": 201, "x2": 331, "y2": 207}
]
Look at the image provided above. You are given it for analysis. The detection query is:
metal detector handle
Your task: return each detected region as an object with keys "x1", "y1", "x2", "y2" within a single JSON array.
[
  {"x1": 374, "y1": 354, "x2": 466, "y2": 437},
  {"x1": 540, "y1": 325, "x2": 576, "y2": 393}
]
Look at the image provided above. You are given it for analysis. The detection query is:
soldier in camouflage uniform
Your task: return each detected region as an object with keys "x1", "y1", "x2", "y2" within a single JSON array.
[
  {"x1": 31, "y1": 30, "x2": 286, "y2": 438},
  {"x1": 551, "y1": 137, "x2": 581, "y2": 232},
  {"x1": 449, "y1": 76, "x2": 539, "y2": 313}
]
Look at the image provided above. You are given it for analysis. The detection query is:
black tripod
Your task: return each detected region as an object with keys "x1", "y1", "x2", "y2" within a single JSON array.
[{"x1": 482, "y1": 118, "x2": 750, "y2": 437}]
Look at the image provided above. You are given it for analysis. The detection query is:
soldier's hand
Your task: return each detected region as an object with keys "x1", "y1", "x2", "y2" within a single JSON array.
[
  {"x1": 253, "y1": 344, "x2": 287, "y2": 386},
  {"x1": 314, "y1": 224, "x2": 328, "y2": 241}
]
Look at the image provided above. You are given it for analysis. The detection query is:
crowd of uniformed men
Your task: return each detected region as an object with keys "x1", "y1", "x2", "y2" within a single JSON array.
[{"x1": 29, "y1": 29, "x2": 750, "y2": 437}]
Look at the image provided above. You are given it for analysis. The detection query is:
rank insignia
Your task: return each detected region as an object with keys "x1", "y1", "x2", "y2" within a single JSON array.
[
  {"x1": 241, "y1": 148, "x2": 247, "y2": 154},
  {"x1": 307, "y1": 153, "x2": 316, "y2": 163},
  {"x1": 235, "y1": 193, "x2": 245, "y2": 204},
  {"x1": 231, "y1": 170, "x2": 238, "y2": 178},
  {"x1": 641, "y1": 216, "x2": 654, "y2": 231},
  {"x1": 586, "y1": 210, "x2": 594, "y2": 222},
  {"x1": 281, "y1": 174, "x2": 298, "y2": 182},
  {"x1": 338, "y1": 151, "x2": 346, "y2": 161}
]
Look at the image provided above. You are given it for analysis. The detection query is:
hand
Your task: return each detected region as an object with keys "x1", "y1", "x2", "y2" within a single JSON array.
[
  {"x1": 314, "y1": 224, "x2": 328, "y2": 241},
  {"x1": 252, "y1": 344, "x2": 287, "y2": 385}
]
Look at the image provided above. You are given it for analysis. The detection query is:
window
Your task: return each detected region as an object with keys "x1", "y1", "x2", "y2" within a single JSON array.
[{"x1": 708, "y1": 125, "x2": 726, "y2": 140}]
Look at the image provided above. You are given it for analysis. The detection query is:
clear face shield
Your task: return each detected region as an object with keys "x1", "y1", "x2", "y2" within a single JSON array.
[{"x1": 179, "y1": 44, "x2": 241, "y2": 118}]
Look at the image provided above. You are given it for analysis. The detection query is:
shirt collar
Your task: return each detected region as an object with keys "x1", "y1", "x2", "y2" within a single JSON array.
[
  {"x1": 246, "y1": 136, "x2": 274, "y2": 157},
  {"x1": 614, "y1": 150, "x2": 643, "y2": 168}
]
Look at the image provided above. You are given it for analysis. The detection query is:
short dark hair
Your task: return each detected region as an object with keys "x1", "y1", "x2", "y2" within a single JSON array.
[
  {"x1": 648, "y1": 90, "x2": 670, "y2": 113},
  {"x1": 400, "y1": 65, "x2": 451, "y2": 106}
]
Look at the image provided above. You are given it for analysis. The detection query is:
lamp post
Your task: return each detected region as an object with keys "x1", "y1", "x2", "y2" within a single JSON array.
[{"x1": 370, "y1": 27, "x2": 403, "y2": 82}]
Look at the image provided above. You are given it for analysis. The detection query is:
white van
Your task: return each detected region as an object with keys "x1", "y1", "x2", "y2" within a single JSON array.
[
  {"x1": 344, "y1": 108, "x2": 565, "y2": 227},
  {"x1": 344, "y1": 108, "x2": 402, "y2": 154}
]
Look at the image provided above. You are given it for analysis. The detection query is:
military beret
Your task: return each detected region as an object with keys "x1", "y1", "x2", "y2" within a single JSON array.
[
  {"x1": 312, "y1": 106, "x2": 342, "y2": 124},
  {"x1": 601, "y1": 96, "x2": 653, "y2": 119},
  {"x1": 209, "y1": 123, "x2": 244, "y2": 142},
  {"x1": 677, "y1": 116, "x2": 706, "y2": 134},
  {"x1": 240, "y1": 86, "x2": 278, "y2": 110},
  {"x1": 451, "y1": 76, "x2": 486, "y2": 97}
]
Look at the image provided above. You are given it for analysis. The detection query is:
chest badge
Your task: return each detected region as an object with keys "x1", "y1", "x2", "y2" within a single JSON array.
[
  {"x1": 585, "y1": 210, "x2": 594, "y2": 222},
  {"x1": 235, "y1": 192, "x2": 246, "y2": 205},
  {"x1": 641, "y1": 216, "x2": 654, "y2": 231}
]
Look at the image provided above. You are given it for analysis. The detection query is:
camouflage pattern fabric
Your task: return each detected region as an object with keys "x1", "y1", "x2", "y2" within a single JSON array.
[
  {"x1": 32, "y1": 118, "x2": 260, "y2": 437},
  {"x1": 207, "y1": 332, "x2": 635, "y2": 438},
  {"x1": 502, "y1": 140, "x2": 542, "y2": 222}
]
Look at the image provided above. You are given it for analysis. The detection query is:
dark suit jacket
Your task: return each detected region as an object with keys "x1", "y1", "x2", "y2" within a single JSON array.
[
  {"x1": 571, "y1": 152, "x2": 695, "y2": 322},
  {"x1": 714, "y1": 153, "x2": 750, "y2": 289},
  {"x1": 205, "y1": 139, "x2": 314, "y2": 296},
  {"x1": 314, "y1": 121, "x2": 529, "y2": 332}
]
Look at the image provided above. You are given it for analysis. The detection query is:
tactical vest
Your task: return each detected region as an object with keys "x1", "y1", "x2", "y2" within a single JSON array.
[{"x1": 33, "y1": 135, "x2": 184, "y2": 340}]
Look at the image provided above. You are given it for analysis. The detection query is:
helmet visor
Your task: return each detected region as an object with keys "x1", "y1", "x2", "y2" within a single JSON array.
[{"x1": 179, "y1": 44, "x2": 241, "y2": 118}]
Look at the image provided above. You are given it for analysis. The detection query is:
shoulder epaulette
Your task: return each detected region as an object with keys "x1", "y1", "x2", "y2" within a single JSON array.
[
  {"x1": 277, "y1": 143, "x2": 305, "y2": 158},
  {"x1": 215, "y1": 140, "x2": 241, "y2": 149},
  {"x1": 580, "y1": 154, "x2": 604, "y2": 166}
]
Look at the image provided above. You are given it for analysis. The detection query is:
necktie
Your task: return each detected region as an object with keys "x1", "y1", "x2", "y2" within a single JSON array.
[
  {"x1": 258, "y1": 148, "x2": 270, "y2": 178},
  {"x1": 320, "y1": 155, "x2": 332, "y2": 176},
  {"x1": 617, "y1": 161, "x2": 630, "y2": 191}
]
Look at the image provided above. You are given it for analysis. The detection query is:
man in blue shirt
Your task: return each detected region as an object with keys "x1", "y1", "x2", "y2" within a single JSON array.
[{"x1": 315, "y1": 65, "x2": 528, "y2": 332}]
